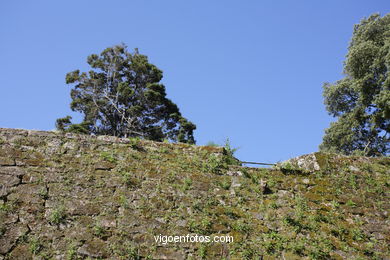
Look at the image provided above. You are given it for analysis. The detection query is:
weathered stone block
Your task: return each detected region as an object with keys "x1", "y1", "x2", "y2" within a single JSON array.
[
  {"x1": 77, "y1": 238, "x2": 108, "y2": 258},
  {"x1": 0, "y1": 157, "x2": 15, "y2": 166},
  {"x1": 0, "y1": 223, "x2": 29, "y2": 255},
  {"x1": 0, "y1": 166, "x2": 25, "y2": 176}
]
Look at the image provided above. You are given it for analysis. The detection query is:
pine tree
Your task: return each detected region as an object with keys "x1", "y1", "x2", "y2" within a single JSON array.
[{"x1": 57, "y1": 44, "x2": 196, "y2": 143}]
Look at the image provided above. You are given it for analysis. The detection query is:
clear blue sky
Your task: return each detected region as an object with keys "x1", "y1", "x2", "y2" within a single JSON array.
[{"x1": 0, "y1": 1, "x2": 389, "y2": 163}]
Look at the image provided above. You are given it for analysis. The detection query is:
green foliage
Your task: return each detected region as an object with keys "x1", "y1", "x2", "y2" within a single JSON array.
[
  {"x1": 188, "y1": 217, "x2": 212, "y2": 235},
  {"x1": 29, "y1": 236, "x2": 43, "y2": 255},
  {"x1": 93, "y1": 224, "x2": 106, "y2": 238},
  {"x1": 0, "y1": 203, "x2": 12, "y2": 213},
  {"x1": 346, "y1": 200, "x2": 357, "y2": 207},
  {"x1": 223, "y1": 138, "x2": 240, "y2": 165},
  {"x1": 219, "y1": 179, "x2": 231, "y2": 190},
  {"x1": 182, "y1": 177, "x2": 193, "y2": 191},
  {"x1": 202, "y1": 154, "x2": 225, "y2": 174},
  {"x1": 120, "y1": 171, "x2": 138, "y2": 187},
  {"x1": 66, "y1": 243, "x2": 77, "y2": 260},
  {"x1": 124, "y1": 245, "x2": 141, "y2": 260},
  {"x1": 294, "y1": 195, "x2": 309, "y2": 219},
  {"x1": 201, "y1": 139, "x2": 240, "y2": 173},
  {"x1": 205, "y1": 141, "x2": 219, "y2": 147},
  {"x1": 307, "y1": 239, "x2": 332, "y2": 259},
  {"x1": 283, "y1": 216, "x2": 307, "y2": 233},
  {"x1": 278, "y1": 161, "x2": 305, "y2": 175},
  {"x1": 119, "y1": 195, "x2": 129, "y2": 208},
  {"x1": 57, "y1": 44, "x2": 196, "y2": 143},
  {"x1": 100, "y1": 151, "x2": 117, "y2": 163},
  {"x1": 198, "y1": 244, "x2": 207, "y2": 259},
  {"x1": 352, "y1": 228, "x2": 366, "y2": 241},
  {"x1": 49, "y1": 206, "x2": 66, "y2": 225},
  {"x1": 320, "y1": 14, "x2": 390, "y2": 156},
  {"x1": 232, "y1": 220, "x2": 250, "y2": 233},
  {"x1": 13, "y1": 137, "x2": 29, "y2": 147},
  {"x1": 129, "y1": 137, "x2": 142, "y2": 150},
  {"x1": 38, "y1": 187, "x2": 49, "y2": 200},
  {"x1": 241, "y1": 245, "x2": 256, "y2": 259},
  {"x1": 56, "y1": 116, "x2": 90, "y2": 134},
  {"x1": 262, "y1": 231, "x2": 287, "y2": 254}
]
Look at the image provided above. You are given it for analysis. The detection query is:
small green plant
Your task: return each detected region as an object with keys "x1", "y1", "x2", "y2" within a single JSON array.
[
  {"x1": 198, "y1": 244, "x2": 207, "y2": 259},
  {"x1": 225, "y1": 208, "x2": 240, "y2": 219},
  {"x1": 242, "y1": 246, "x2": 255, "y2": 260},
  {"x1": 349, "y1": 174, "x2": 358, "y2": 189},
  {"x1": 283, "y1": 216, "x2": 306, "y2": 233},
  {"x1": 269, "y1": 201, "x2": 279, "y2": 209},
  {"x1": 188, "y1": 217, "x2": 212, "y2": 234},
  {"x1": 352, "y1": 228, "x2": 365, "y2": 241},
  {"x1": 167, "y1": 171, "x2": 176, "y2": 182},
  {"x1": 232, "y1": 220, "x2": 250, "y2": 233},
  {"x1": 223, "y1": 138, "x2": 237, "y2": 155},
  {"x1": 200, "y1": 218, "x2": 212, "y2": 232},
  {"x1": 93, "y1": 224, "x2": 106, "y2": 238},
  {"x1": 308, "y1": 247, "x2": 330, "y2": 259},
  {"x1": 330, "y1": 200, "x2": 340, "y2": 210},
  {"x1": 182, "y1": 178, "x2": 192, "y2": 191},
  {"x1": 119, "y1": 195, "x2": 129, "y2": 208},
  {"x1": 351, "y1": 149, "x2": 368, "y2": 156},
  {"x1": 223, "y1": 138, "x2": 240, "y2": 165},
  {"x1": 13, "y1": 137, "x2": 29, "y2": 147},
  {"x1": 121, "y1": 171, "x2": 136, "y2": 187},
  {"x1": 202, "y1": 154, "x2": 224, "y2": 174},
  {"x1": 262, "y1": 231, "x2": 286, "y2": 254},
  {"x1": 158, "y1": 147, "x2": 169, "y2": 153},
  {"x1": 220, "y1": 179, "x2": 231, "y2": 190},
  {"x1": 0, "y1": 203, "x2": 12, "y2": 213},
  {"x1": 29, "y1": 236, "x2": 42, "y2": 255},
  {"x1": 66, "y1": 243, "x2": 77, "y2": 260},
  {"x1": 346, "y1": 200, "x2": 357, "y2": 207},
  {"x1": 100, "y1": 151, "x2": 117, "y2": 163},
  {"x1": 125, "y1": 245, "x2": 141, "y2": 260},
  {"x1": 192, "y1": 201, "x2": 204, "y2": 212},
  {"x1": 288, "y1": 240, "x2": 305, "y2": 255},
  {"x1": 279, "y1": 161, "x2": 306, "y2": 175},
  {"x1": 205, "y1": 141, "x2": 219, "y2": 147},
  {"x1": 281, "y1": 162, "x2": 294, "y2": 170},
  {"x1": 241, "y1": 168, "x2": 251, "y2": 178},
  {"x1": 38, "y1": 187, "x2": 49, "y2": 200},
  {"x1": 331, "y1": 226, "x2": 349, "y2": 242},
  {"x1": 313, "y1": 213, "x2": 330, "y2": 223},
  {"x1": 363, "y1": 241, "x2": 375, "y2": 256},
  {"x1": 49, "y1": 206, "x2": 66, "y2": 225},
  {"x1": 205, "y1": 197, "x2": 218, "y2": 207},
  {"x1": 294, "y1": 195, "x2": 309, "y2": 219},
  {"x1": 129, "y1": 137, "x2": 142, "y2": 150}
]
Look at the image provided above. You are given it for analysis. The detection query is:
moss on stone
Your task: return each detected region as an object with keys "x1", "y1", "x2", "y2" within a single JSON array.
[{"x1": 0, "y1": 129, "x2": 388, "y2": 259}]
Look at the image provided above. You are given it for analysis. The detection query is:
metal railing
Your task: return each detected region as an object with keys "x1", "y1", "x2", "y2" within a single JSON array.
[{"x1": 239, "y1": 161, "x2": 276, "y2": 166}]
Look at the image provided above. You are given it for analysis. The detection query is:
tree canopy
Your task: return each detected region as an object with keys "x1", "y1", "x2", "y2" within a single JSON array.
[
  {"x1": 320, "y1": 14, "x2": 390, "y2": 156},
  {"x1": 56, "y1": 44, "x2": 196, "y2": 144}
]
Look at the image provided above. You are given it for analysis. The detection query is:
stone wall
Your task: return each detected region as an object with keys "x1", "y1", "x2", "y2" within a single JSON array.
[{"x1": 0, "y1": 128, "x2": 389, "y2": 259}]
